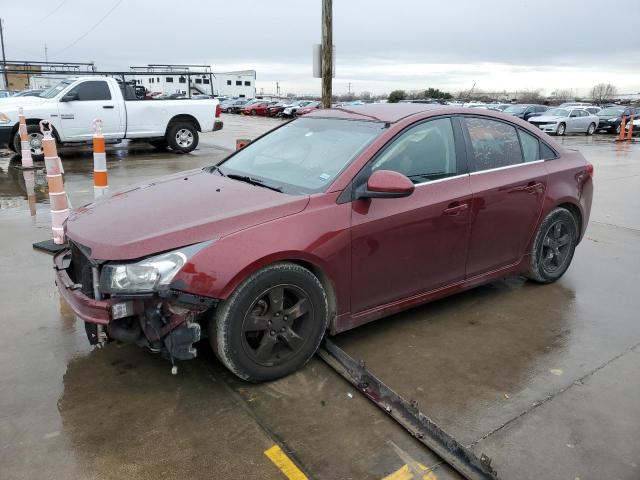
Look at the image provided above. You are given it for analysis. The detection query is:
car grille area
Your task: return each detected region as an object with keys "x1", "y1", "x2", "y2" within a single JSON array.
[{"x1": 68, "y1": 242, "x2": 95, "y2": 299}]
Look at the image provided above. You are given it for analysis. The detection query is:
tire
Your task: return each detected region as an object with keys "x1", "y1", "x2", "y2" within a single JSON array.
[
  {"x1": 166, "y1": 122, "x2": 198, "y2": 153},
  {"x1": 149, "y1": 139, "x2": 168, "y2": 150},
  {"x1": 556, "y1": 123, "x2": 566, "y2": 136},
  {"x1": 210, "y1": 262, "x2": 329, "y2": 382},
  {"x1": 526, "y1": 207, "x2": 578, "y2": 284},
  {"x1": 586, "y1": 123, "x2": 596, "y2": 135},
  {"x1": 250, "y1": 110, "x2": 257, "y2": 116},
  {"x1": 13, "y1": 124, "x2": 47, "y2": 161}
]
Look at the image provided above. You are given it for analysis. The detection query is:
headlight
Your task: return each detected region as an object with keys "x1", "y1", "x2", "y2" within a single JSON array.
[
  {"x1": 0, "y1": 112, "x2": 11, "y2": 124},
  {"x1": 99, "y1": 250, "x2": 187, "y2": 294}
]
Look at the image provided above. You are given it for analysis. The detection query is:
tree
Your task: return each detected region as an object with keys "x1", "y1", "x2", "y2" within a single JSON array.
[
  {"x1": 591, "y1": 83, "x2": 617, "y2": 105},
  {"x1": 517, "y1": 89, "x2": 543, "y2": 103},
  {"x1": 424, "y1": 87, "x2": 452, "y2": 100},
  {"x1": 552, "y1": 89, "x2": 573, "y2": 101},
  {"x1": 388, "y1": 90, "x2": 406, "y2": 103}
]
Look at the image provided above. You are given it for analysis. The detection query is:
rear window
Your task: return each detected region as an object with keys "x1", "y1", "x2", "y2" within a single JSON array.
[
  {"x1": 519, "y1": 130, "x2": 541, "y2": 162},
  {"x1": 463, "y1": 117, "x2": 523, "y2": 171}
]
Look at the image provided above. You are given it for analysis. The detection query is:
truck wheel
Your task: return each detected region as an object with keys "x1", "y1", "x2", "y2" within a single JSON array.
[
  {"x1": 12, "y1": 125, "x2": 47, "y2": 161},
  {"x1": 166, "y1": 122, "x2": 198, "y2": 154},
  {"x1": 210, "y1": 262, "x2": 329, "y2": 382}
]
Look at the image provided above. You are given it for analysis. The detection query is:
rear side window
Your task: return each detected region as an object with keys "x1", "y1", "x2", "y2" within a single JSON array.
[
  {"x1": 68, "y1": 81, "x2": 111, "y2": 101},
  {"x1": 370, "y1": 117, "x2": 458, "y2": 183},
  {"x1": 463, "y1": 117, "x2": 523, "y2": 171},
  {"x1": 519, "y1": 130, "x2": 541, "y2": 162}
]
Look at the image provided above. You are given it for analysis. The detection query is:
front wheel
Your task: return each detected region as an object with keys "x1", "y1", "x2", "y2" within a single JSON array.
[
  {"x1": 527, "y1": 207, "x2": 578, "y2": 283},
  {"x1": 166, "y1": 122, "x2": 198, "y2": 153},
  {"x1": 586, "y1": 123, "x2": 596, "y2": 135},
  {"x1": 210, "y1": 262, "x2": 329, "y2": 382},
  {"x1": 556, "y1": 123, "x2": 566, "y2": 136},
  {"x1": 12, "y1": 125, "x2": 47, "y2": 161}
]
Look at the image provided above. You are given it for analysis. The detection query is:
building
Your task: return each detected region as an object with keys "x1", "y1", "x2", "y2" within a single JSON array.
[{"x1": 131, "y1": 66, "x2": 256, "y2": 98}]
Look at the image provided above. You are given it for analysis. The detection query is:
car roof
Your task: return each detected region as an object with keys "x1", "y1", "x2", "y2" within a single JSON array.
[{"x1": 305, "y1": 103, "x2": 443, "y2": 123}]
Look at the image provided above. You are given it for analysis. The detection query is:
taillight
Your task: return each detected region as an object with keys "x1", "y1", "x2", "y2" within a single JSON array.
[
  {"x1": 215, "y1": 103, "x2": 221, "y2": 118},
  {"x1": 586, "y1": 162, "x2": 594, "y2": 177}
]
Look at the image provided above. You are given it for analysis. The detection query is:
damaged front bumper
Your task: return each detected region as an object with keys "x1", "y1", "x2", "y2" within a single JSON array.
[{"x1": 54, "y1": 249, "x2": 217, "y2": 361}]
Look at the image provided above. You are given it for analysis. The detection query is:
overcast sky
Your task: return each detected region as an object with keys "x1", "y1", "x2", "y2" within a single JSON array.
[{"x1": 2, "y1": 0, "x2": 639, "y2": 96}]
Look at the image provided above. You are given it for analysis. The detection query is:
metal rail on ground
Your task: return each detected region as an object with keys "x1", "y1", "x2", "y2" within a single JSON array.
[{"x1": 318, "y1": 338, "x2": 499, "y2": 480}]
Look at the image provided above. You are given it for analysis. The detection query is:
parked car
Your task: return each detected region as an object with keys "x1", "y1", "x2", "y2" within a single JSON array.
[
  {"x1": 54, "y1": 104, "x2": 593, "y2": 382},
  {"x1": 220, "y1": 99, "x2": 248, "y2": 113},
  {"x1": 242, "y1": 101, "x2": 278, "y2": 116},
  {"x1": 231, "y1": 99, "x2": 262, "y2": 114},
  {"x1": 503, "y1": 104, "x2": 548, "y2": 121},
  {"x1": 12, "y1": 89, "x2": 45, "y2": 97},
  {"x1": 528, "y1": 107, "x2": 599, "y2": 135},
  {"x1": 487, "y1": 104, "x2": 511, "y2": 111},
  {"x1": 0, "y1": 77, "x2": 223, "y2": 158},
  {"x1": 282, "y1": 100, "x2": 314, "y2": 118},
  {"x1": 596, "y1": 106, "x2": 635, "y2": 134},
  {"x1": 296, "y1": 101, "x2": 321, "y2": 116},
  {"x1": 625, "y1": 116, "x2": 640, "y2": 134},
  {"x1": 266, "y1": 101, "x2": 290, "y2": 117},
  {"x1": 583, "y1": 106, "x2": 601, "y2": 115}
]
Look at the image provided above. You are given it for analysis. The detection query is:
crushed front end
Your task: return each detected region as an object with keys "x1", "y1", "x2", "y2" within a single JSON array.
[{"x1": 54, "y1": 240, "x2": 217, "y2": 364}]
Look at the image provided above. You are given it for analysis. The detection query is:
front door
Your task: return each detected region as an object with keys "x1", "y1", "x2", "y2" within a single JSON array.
[
  {"x1": 461, "y1": 116, "x2": 547, "y2": 277},
  {"x1": 350, "y1": 117, "x2": 472, "y2": 313},
  {"x1": 57, "y1": 80, "x2": 123, "y2": 140}
]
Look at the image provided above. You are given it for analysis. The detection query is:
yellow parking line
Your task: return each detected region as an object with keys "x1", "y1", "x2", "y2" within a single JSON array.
[
  {"x1": 264, "y1": 444, "x2": 308, "y2": 480},
  {"x1": 383, "y1": 463, "x2": 438, "y2": 480}
]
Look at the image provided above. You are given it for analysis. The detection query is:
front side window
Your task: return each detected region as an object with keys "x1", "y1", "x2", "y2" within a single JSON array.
[
  {"x1": 219, "y1": 118, "x2": 385, "y2": 194},
  {"x1": 464, "y1": 117, "x2": 523, "y2": 171},
  {"x1": 370, "y1": 117, "x2": 458, "y2": 183},
  {"x1": 68, "y1": 81, "x2": 111, "y2": 101}
]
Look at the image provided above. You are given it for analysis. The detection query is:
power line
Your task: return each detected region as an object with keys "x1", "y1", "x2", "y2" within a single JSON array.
[
  {"x1": 54, "y1": 0, "x2": 123, "y2": 54},
  {"x1": 38, "y1": 0, "x2": 67, "y2": 23}
]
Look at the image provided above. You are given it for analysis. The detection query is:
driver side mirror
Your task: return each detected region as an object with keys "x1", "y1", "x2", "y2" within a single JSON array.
[
  {"x1": 355, "y1": 170, "x2": 415, "y2": 200},
  {"x1": 61, "y1": 92, "x2": 79, "y2": 102}
]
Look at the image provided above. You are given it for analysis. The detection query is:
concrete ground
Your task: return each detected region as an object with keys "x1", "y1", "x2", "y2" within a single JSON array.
[{"x1": 0, "y1": 114, "x2": 638, "y2": 480}]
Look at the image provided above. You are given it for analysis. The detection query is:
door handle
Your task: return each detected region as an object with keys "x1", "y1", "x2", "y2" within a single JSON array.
[
  {"x1": 443, "y1": 202, "x2": 468, "y2": 215},
  {"x1": 102, "y1": 105, "x2": 114, "y2": 109},
  {"x1": 523, "y1": 182, "x2": 544, "y2": 194}
]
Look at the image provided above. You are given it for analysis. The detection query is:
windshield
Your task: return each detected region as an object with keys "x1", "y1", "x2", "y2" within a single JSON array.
[
  {"x1": 545, "y1": 108, "x2": 569, "y2": 117},
  {"x1": 217, "y1": 118, "x2": 386, "y2": 194},
  {"x1": 504, "y1": 105, "x2": 526, "y2": 114},
  {"x1": 599, "y1": 107, "x2": 624, "y2": 116},
  {"x1": 38, "y1": 80, "x2": 73, "y2": 98}
]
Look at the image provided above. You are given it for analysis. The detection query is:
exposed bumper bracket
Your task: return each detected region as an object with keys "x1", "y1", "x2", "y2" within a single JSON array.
[{"x1": 318, "y1": 338, "x2": 499, "y2": 480}]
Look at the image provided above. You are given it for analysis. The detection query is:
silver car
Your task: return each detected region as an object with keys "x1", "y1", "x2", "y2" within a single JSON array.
[{"x1": 528, "y1": 107, "x2": 599, "y2": 136}]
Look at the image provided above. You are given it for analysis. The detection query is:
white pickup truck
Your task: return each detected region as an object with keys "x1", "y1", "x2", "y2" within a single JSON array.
[{"x1": 0, "y1": 76, "x2": 222, "y2": 159}]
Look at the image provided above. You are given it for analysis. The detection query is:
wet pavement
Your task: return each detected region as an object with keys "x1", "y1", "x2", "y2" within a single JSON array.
[{"x1": 0, "y1": 115, "x2": 639, "y2": 480}]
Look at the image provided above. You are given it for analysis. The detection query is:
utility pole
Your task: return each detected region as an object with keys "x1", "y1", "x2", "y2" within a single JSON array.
[
  {"x1": 321, "y1": 0, "x2": 332, "y2": 108},
  {"x1": 44, "y1": 43, "x2": 48, "y2": 63},
  {"x1": 348, "y1": 82, "x2": 351, "y2": 96},
  {"x1": 276, "y1": 81, "x2": 280, "y2": 98},
  {"x1": 0, "y1": 18, "x2": 8, "y2": 90}
]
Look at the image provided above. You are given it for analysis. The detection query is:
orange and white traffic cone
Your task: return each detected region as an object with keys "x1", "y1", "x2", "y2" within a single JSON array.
[
  {"x1": 18, "y1": 107, "x2": 34, "y2": 169},
  {"x1": 626, "y1": 114, "x2": 634, "y2": 140},
  {"x1": 236, "y1": 138, "x2": 251, "y2": 150},
  {"x1": 40, "y1": 120, "x2": 69, "y2": 244},
  {"x1": 617, "y1": 115, "x2": 627, "y2": 141},
  {"x1": 92, "y1": 119, "x2": 108, "y2": 198}
]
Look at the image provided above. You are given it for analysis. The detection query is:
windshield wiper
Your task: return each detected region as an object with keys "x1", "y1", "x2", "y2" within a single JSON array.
[{"x1": 226, "y1": 174, "x2": 283, "y2": 192}]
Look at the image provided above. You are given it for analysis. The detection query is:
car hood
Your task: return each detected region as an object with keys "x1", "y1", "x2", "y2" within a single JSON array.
[
  {"x1": 529, "y1": 115, "x2": 564, "y2": 122},
  {"x1": 66, "y1": 169, "x2": 310, "y2": 260},
  {"x1": 0, "y1": 95, "x2": 48, "y2": 110}
]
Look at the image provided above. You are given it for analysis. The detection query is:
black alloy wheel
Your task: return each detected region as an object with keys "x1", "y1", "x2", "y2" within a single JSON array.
[{"x1": 527, "y1": 207, "x2": 578, "y2": 283}]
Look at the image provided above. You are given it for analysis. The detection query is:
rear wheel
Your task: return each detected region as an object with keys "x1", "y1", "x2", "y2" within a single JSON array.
[
  {"x1": 166, "y1": 122, "x2": 198, "y2": 153},
  {"x1": 12, "y1": 125, "x2": 47, "y2": 161},
  {"x1": 527, "y1": 207, "x2": 578, "y2": 283},
  {"x1": 556, "y1": 123, "x2": 566, "y2": 136},
  {"x1": 210, "y1": 262, "x2": 328, "y2": 382},
  {"x1": 586, "y1": 123, "x2": 596, "y2": 135}
]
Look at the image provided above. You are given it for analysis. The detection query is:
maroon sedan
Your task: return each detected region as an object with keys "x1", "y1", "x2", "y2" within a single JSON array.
[{"x1": 55, "y1": 104, "x2": 593, "y2": 381}]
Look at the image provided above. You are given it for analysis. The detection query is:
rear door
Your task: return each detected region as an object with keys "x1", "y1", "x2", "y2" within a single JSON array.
[
  {"x1": 57, "y1": 80, "x2": 123, "y2": 140},
  {"x1": 350, "y1": 117, "x2": 472, "y2": 313},
  {"x1": 567, "y1": 109, "x2": 581, "y2": 132},
  {"x1": 462, "y1": 117, "x2": 548, "y2": 277}
]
